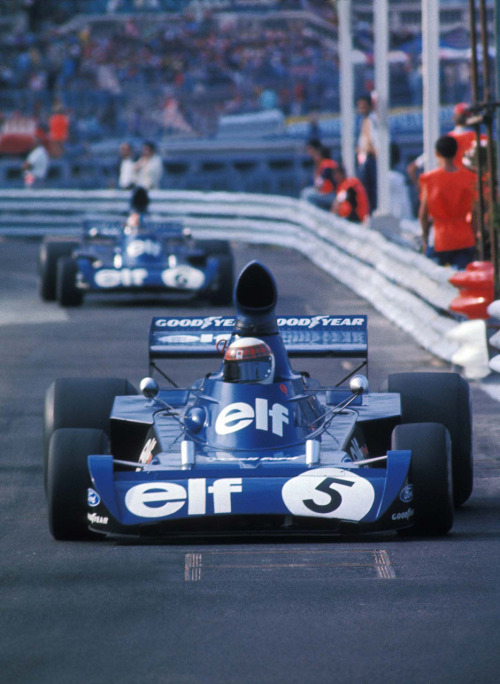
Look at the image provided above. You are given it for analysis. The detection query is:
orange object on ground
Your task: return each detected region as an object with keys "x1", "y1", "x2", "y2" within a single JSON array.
[{"x1": 449, "y1": 261, "x2": 494, "y2": 319}]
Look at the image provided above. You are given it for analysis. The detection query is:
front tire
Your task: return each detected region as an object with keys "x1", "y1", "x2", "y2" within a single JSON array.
[
  {"x1": 392, "y1": 422, "x2": 454, "y2": 536},
  {"x1": 57, "y1": 257, "x2": 83, "y2": 307},
  {"x1": 210, "y1": 253, "x2": 234, "y2": 305},
  {"x1": 388, "y1": 372, "x2": 473, "y2": 507},
  {"x1": 47, "y1": 428, "x2": 109, "y2": 541},
  {"x1": 39, "y1": 240, "x2": 78, "y2": 301},
  {"x1": 43, "y1": 377, "x2": 137, "y2": 489}
]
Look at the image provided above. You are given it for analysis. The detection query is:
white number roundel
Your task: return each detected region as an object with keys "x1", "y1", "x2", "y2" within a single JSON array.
[
  {"x1": 161, "y1": 266, "x2": 205, "y2": 290},
  {"x1": 282, "y1": 467, "x2": 375, "y2": 520}
]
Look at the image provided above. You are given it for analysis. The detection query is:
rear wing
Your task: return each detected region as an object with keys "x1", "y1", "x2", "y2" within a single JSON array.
[
  {"x1": 83, "y1": 219, "x2": 184, "y2": 238},
  {"x1": 149, "y1": 315, "x2": 368, "y2": 361}
]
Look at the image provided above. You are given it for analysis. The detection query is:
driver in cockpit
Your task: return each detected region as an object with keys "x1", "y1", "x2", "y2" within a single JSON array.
[
  {"x1": 124, "y1": 186, "x2": 150, "y2": 234},
  {"x1": 222, "y1": 337, "x2": 275, "y2": 384}
]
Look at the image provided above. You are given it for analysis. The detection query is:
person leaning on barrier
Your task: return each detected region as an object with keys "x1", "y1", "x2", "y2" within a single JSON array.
[
  {"x1": 301, "y1": 138, "x2": 338, "y2": 210},
  {"x1": 331, "y1": 164, "x2": 370, "y2": 224},
  {"x1": 419, "y1": 135, "x2": 478, "y2": 269}
]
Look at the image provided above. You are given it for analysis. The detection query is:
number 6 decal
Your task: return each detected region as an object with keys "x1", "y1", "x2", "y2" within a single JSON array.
[{"x1": 282, "y1": 468, "x2": 375, "y2": 520}]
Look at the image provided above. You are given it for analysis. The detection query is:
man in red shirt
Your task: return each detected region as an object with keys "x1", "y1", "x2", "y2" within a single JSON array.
[
  {"x1": 301, "y1": 139, "x2": 338, "y2": 210},
  {"x1": 331, "y1": 164, "x2": 370, "y2": 223},
  {"x1": 447, "y1": 103, "x2": 476, "y2": 168},
  {"x1": 419, "y1": 135, "x2": 477, "y2": 269}
]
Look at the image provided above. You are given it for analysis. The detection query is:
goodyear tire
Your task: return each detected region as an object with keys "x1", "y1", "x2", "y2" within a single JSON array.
[
  {"x1": 391, "y1": 422, "x2": 453, "y2": 536},
  {"x1": 47, "y1": 428, "x2": 109, "y2": 541},
  {"x1": 210, "y1": 253, "x2": 234, "y2": 305},
  {"x1": 56, "y1": 257, "x2": 83, "y2": 307},
  {"x1": 387, "y1": 372, "x2": 473, "y2": 507},
  {"x1": 43, "y1": 377, "x2": 137, "y2": 490},
  {"x1": 39, "y1": 240, "x2": 78, "y2": 301}
]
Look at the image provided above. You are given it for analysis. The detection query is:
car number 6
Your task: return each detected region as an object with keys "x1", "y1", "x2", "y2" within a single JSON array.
[{"x1": 303, "y1": 476, "x2": 354, "y2": 514}]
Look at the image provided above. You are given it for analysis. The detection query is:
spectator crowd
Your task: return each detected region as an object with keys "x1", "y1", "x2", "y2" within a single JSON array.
[{"x1": 0, "y1": 1, "x2": 474, "y2": 149}]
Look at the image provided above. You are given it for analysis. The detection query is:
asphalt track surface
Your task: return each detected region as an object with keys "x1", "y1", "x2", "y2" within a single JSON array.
[{"x1": 1, "y1": 238, "x2": 500, "y2": 684}]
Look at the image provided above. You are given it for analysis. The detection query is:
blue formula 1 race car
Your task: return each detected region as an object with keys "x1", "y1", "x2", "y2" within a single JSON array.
[
  {"x1": 38, "y1": 218, "x2": 234, "y2": 307},
  {"x1": 44, "y1": 261, "x2": 473, "y2": 541}
]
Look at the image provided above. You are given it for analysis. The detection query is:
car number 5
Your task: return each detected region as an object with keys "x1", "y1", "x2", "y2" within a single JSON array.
[
  {"x1": 281, "y1": 467, "x2": 375, "y2": 520},
  {"x1": 303, "y1": 476, "x2": 354, "y2": 514}
]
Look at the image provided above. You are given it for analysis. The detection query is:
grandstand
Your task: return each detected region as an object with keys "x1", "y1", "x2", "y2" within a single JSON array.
[{"x1": 0, "y1": 0, "x2": 484, "y2": 193}]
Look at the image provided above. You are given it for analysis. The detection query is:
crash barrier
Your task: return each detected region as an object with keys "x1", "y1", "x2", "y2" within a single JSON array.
[
  {"x1": 0, "y1": 150, "x2": 316, "y2": 196},
  {"x1": 0, "y1": 188, "x2": 488, "y2": 378}
]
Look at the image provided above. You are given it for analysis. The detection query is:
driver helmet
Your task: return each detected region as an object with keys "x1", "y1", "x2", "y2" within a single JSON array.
[{"x1": 222, "y1": 337, "x2": 275, "y2": 384}]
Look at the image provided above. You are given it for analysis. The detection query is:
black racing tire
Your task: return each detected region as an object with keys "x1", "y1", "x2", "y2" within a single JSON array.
[
  {"x1": 43, "y1": 377, "x2": 137, "y2": 490},
  {"x1": 47, "y1": 428, "x2": 109, "y2": 541},
  {"x1": 387, "y1": 372, "x2": 473, "y2": 507},
  {"x1": 210, "y1": 253, "x2": 235, "y2": 305},
  {"x1": 56, "y1": 257, "x2": 83, "y2": 307},
  {"x1": 39, "y1": 240, "x2": 78, "y2": 301},
  {"x1": 196, "y1": 239, "x2": 232, "y2": 256},
  {"x1": 391, "y1": 422, "x2": 454, "y2": 536}
]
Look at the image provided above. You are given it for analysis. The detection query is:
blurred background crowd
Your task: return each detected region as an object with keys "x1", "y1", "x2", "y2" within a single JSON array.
[{"x1": 0, "y1": 0, "x2": 478, "y2": 149}]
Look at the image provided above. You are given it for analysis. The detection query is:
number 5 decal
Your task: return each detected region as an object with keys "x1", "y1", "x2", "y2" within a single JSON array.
[
  {"x1": 303, "y1": 476, "x2": 354, "y2": 514},
  {"x1": 282, "y1": 468, "x2": 375, "y2": 520}
]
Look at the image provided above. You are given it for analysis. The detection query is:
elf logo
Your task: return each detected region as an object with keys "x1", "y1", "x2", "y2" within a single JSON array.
[
  {"x1": 215, "y1": 399, "x2": 289, "y2": 437},
  {"x1": 125, "y1": 478, "x2": 243, "y2": 518}
]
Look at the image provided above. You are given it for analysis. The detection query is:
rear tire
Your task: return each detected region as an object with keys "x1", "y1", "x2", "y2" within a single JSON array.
[
  {"x1": 392, "y1": 422, "x2": 453, "y2": 536},
  {"x1": 57, "y1": 257, "x2": 83, "y2": 307},
  {"x1": 43, "y1": 377, "x2": 137, "y2": 490},
  {"x1": 47, "y1": 428, "x2": 108, "y2": 541},
  {"x1": 197, "y1": 239, "x2": 232, "y2": 256},
  {"x1": 210, "y1": 253, "x2": 234, "y2": 305},
  {"x1": 39, "y1": 240, "x2": 78, "y2": 301},
  {"x1": 387, "y1": 372, "x2": 473, "y2": 507}
]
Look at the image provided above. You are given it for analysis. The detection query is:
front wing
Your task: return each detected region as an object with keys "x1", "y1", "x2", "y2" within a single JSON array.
[
  {"x1": 76, "y1": 260, "x2": 219, "y2": 294},
  {"x1": 86, "y1": 452, "x2": 414, "y2": 537}
]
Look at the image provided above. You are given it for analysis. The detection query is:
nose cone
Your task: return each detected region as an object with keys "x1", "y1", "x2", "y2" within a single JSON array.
[{"x1": 234, "y1": 261, "x2": 278, "y2": 335}]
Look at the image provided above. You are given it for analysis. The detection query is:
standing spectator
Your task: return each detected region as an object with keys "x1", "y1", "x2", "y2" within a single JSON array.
[
  {"x1": 135, "y1": 141, "x2": 163, "y2": 190},
  {"x1": 408, "y1": 102, "x2": 478, "y2": 187},
  {"x1": 118, "y1": 142, "x2": 136, "y2": 189},
  {"x1": 301, "y1": 139, "x2": 338, "y2": 210},
  {"x1": 356, "y1": 94, "x2": 378, "y2": 213},
  {"x1": 22, "y1": 132, "x2": 50, "y2": 187},
  {"x1": 447, "y1": 103, "x2": 477, "y2": 168},
  {"x1": 48, "y1": 101, "x2": 70, "y2": 157},
  {"x1": 331, "y1": 164, "x2": 370, "y2": 223},
  {"x1": 389, "y1": 142, "x2": 413, "y2": 220},
  {"x1": 419, "y1": 135, "x2": 477, "y2": 269}
]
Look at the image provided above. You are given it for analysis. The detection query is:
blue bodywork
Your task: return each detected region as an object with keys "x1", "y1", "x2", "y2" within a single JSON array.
[
  {"x1": 71, "y1": 219, "x2": 230, "y2": 299},
  {"x1": 82, "y1": 262, "x2": 416, "y2": 538}
]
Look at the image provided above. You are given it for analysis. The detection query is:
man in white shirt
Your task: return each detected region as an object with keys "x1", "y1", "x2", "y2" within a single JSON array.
[
  {"x1": 22, "y1": 136, "x2": 50, "y2": 187},
  {"x1": 118, "y1": 142, "x2": 136, "y2": 189},
  {"x1": 135, "y1": 141, "x2": 163, "y2": 190}
]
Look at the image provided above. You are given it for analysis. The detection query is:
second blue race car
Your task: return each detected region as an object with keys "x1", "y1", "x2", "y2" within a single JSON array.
[{"x1": 38, "y1": 218, "x2": 234, "y2": 306}]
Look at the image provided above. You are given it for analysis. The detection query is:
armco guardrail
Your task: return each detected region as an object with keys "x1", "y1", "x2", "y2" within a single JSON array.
[{"x1": 0, "y1": 188, "x2": 462, "y2": 364}]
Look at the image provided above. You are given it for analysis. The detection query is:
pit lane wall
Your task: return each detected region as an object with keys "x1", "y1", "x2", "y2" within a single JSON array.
[{"x1": 0, "y1": 188, "x2": 462, "y2": 365}]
